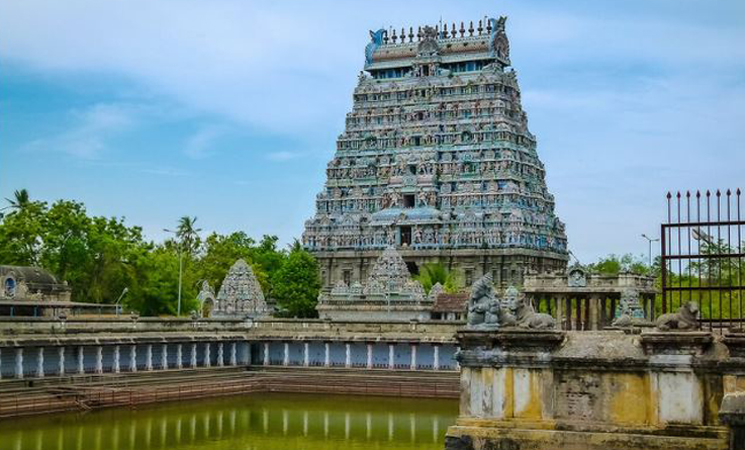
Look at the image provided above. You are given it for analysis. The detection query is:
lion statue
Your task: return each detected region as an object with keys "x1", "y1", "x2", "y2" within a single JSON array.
[
  {"x1": 509, "y1": 288, "x2": 556, "y2": 330},
  {"x1": 655, "y1": 302, "x2": 699, "y2": 331}
]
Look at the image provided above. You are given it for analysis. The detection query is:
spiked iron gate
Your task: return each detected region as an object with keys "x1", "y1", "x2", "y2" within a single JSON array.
[{"x1": 661, "y1": 189, "x2": 745, "y2": 332}]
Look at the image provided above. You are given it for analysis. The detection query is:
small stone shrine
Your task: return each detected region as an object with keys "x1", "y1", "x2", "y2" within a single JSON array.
[
  {"x1": 317, "y1": 246, "x2": 434, "y2": 321},
  {"x1": 611, "y1": 288, "x2": 653, "y2": 328},
  {"x1": 211, "y1": 259, "x2": 267, "y2": 318}
]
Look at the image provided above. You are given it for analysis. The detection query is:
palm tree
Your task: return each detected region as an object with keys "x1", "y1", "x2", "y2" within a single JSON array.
[
  {"x1": 2, "y1": 189, "x2": 30, "y2": 213},
  {"x1": 415, "y1": 262, "x2": 460, "y2": 294},
  {"x1": 176, "y1": 216, "x2": 202, "y2": 255}
]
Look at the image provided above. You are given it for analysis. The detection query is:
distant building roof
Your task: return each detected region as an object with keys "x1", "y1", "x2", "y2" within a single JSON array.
[
  {"x1": 0, "y1": 265, "x2": 71, "y2": 300},
  {"x1": 432, "y1": 292, "x2": 468, "y2": 313}
]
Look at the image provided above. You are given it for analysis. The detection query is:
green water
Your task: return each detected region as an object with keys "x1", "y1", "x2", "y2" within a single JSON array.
[{"x1": 0, "y1": 393, "x2": 457, "y2": 450}]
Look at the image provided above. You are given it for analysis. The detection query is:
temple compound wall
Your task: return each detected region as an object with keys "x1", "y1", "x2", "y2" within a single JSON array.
[
  {"x1": 0, "y1": 318, "x2": 460, "y2": 379},
  {"x1": 447, "y1": 329, "x2": 745, "y2": 450},
  {"x1": 303, "y1": 17, "x2": 568, "y2": 291}
]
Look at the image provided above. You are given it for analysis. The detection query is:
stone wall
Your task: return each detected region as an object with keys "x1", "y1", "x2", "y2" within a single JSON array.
[{"x1": 447, "y1": 329, "x2": 743, "y2": 450}]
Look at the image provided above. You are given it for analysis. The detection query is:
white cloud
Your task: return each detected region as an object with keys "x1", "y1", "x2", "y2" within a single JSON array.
[
  {"x1": 1, "y1": 0, "x2": 743, "y2": 139},
  {"x1": 21, "y1": 103, "x2": 135, "y2": 159},
  {"x1": 2, "y1": 0, "x2": 744, "y2": 258},
  {"x1": 183, "y1": 125, "x2": 226, "y2": 159},
  {"x1": 266, "y1": 151, "x2": 299, "y2": 162}
]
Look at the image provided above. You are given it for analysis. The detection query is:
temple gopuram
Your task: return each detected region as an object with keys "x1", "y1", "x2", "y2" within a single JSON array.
[{"x1": 303, "y1": 17, "x2": 568, "y2": 291}]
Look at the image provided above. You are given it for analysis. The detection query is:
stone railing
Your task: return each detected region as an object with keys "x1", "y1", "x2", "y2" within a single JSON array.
[{"x1": 0, "y1": 316, "x2": 250, "y2": 335}]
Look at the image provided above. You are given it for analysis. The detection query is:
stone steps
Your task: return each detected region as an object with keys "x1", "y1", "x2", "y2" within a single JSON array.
[{"x1": 0, "y1": 367, "x2": 458, "y2": 419}]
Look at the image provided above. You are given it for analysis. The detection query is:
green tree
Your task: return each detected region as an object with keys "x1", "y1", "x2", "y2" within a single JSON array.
[
  {"x1": 127, "y1": 246, "x2": 198, "y2": 316},
  {"x1": 0, "y1": 199, "x2": 47, "y2": 265},
  {"x1": 587, "y1": 253, "x2": 650, "y2": 276},
  {"x1": 251, "y1": 235, "x2": 286, "y2": 295},
  {"x1": 194, "y1": 231, "x2": 268, "y2": 294},
  {"x1": 271, "y1": 247, "x2": 320, "y2": 318},
  {"x1": 415, "y1": 262, "x2": 461, "y2": 294}
]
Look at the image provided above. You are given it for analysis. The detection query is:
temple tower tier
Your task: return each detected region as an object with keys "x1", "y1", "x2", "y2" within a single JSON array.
[{"x1": 302, "y1": 16, "x2": 568, "y2": 291}]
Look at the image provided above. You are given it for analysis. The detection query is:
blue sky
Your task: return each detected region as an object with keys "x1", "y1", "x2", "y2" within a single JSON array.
[{"x1": 1, "y1": 0, "x2": 744, "y2": 263}]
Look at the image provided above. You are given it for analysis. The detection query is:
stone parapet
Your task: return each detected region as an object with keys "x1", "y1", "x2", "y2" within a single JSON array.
[
  {"x1": 0, "y1": 317, "x2": 462, "y2": 344},
  {"x1": 447, "y1": 329, "x2": 738, "y2": 450}
]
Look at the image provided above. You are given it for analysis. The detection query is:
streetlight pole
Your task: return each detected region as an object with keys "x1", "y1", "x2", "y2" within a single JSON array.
[
  {"x1": 641, "y1": 234, "x2": 660, "y2": 268},
  {"x1": 115, "y1": 287, "x2": 129, "y2": 316},
  {"x1": 164, "y1": 228, "x2": 183, "y2": 317}
]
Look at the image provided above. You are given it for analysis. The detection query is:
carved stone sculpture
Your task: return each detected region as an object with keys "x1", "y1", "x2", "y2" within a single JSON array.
[
  {"x1": 655, "y1": 302, "x2": 699, "y2": 331},
  {"x1": 612, "y1": 289, "x2": 650, "y2": 328},
  {"x1": 466, "y1": 274, "x2": 501, "y2": 330},
  {"x1": 567, "y1": 264, "x2": 587, "y2": 288}
]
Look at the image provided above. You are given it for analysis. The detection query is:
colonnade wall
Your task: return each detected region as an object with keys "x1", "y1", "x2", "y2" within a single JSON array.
[{"x1": 0, "y1": 318, "x2": 462, "y2": 379}]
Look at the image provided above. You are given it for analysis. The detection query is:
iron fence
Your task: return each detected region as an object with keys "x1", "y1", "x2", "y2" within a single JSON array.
[{"x1": 661, "y1": 189, "x2": 744, "y2": 332}]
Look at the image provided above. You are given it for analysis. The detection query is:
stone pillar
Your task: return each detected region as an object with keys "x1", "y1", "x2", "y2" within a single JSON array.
[
  {"x1": 145, "y1": 344, "x2": 153, "y2": 371},
  {"x1": 161, "y1": 344, "x2": 169, "y2": 370},
  {"x1": 433, "y1": 345, "x2": 440, "y2": 371},
  {"x1": 36, "y1": 347, "x2": 44, "y2": 378},
  {"x1": 410, "y1": 344, "x2": 417, "y2": 371},
  {"x1": 0, "y1": 348, "x2": 2, "y2": 380},
  {"x1": 303, "y1": 342, "x2": 309, "y2": 367},
  {"x1": 113, "y1": 345, "x2": 120, "y2": 374},
  {"x1": 15, "y1": 348, "x2": 23, "y2": 379},
  {"x1": 345, "y1": 342, "x2": 351, "y2": 368},
  {"x1": 555, "y1": 295, "x2": 564, "y2": 330},
  {"x1": 283, "y1": 342, "x2": 289, "y2": 366},
  {"x1": 217, "y1": 343, "x2": 224, "y2": 367},
  {"x1": 77, "y1": 346, "x2": 84, "y2": 374},
  {"x1": 366, "y1": 343, "x2": 373, "y2": 369},
  {"x1": 58, "y1": 347, "x2": 65, "y2": 377},
  {"x1": 388, "y1": 343, "x2": 395, "y2": 370},
  {"x1": 204, "y1": 343, "x2": 211, "y2": 367},
  {"x1": 190, "y1": 343, "x2": 197, "y2": 368},
  {"x1": 589, "y1": 295, "x2": 600, "y2": 330},
  {"x1": 230, "y1": 342, "x2": 237, "y2": 366},
  {"x1": 176, "y1": 344, "x2": 183, "y2": 369},
  {"x1": 324, "y1": 342, "x2": 330, "y2": 367},
  {"x1": 95, "y1": 346, "x2": 103, "y2": 374},
  {"x1": 263, "y1": 342, "x2": 270, "y2": 366},
  {"x1": 130, "y1": 345, "x2": 137, "y2": 372}
]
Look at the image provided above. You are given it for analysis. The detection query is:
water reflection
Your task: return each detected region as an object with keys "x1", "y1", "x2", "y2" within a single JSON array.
[{"x1": 0, "y1": 393, "x2": 457, "y2": 450}]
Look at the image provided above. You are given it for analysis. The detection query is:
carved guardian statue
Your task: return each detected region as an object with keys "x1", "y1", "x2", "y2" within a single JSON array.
[{"x1": 467, "y1": 274, "x2": 501, "y2": 330}]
